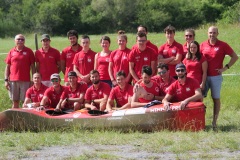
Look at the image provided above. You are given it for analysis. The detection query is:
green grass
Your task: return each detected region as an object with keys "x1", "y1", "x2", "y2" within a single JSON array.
[{"x1": 0, "y1": 24, "x2": 240, "y2": 159}]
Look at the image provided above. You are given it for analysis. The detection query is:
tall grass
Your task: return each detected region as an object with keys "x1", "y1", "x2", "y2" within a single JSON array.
[{"x1": 0, "y1": 24, "x2": 239, "y2": 159}]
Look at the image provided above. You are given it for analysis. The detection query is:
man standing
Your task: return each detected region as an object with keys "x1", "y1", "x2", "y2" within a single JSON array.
[
  {"x1": 162, "y1": 64, "x2": 202, "y2": 110},
  {"x1": 200, "y1": 26, "x2": 238, "y2": 130},
  {"x1": 106, "y1": 71, "x2": 133, "y2": 111},
  {"x1": 4, "y1": 34, "x2": 35, "y2": 108},
  {"x1": 129, "y1": 32, "x2": 157, "y2": 83},
  {"x1": 84, "y1": 70, "x2": 111, "y2": 111},
  {"x1": 22, "y1": 73, "x2": 48, "y2": 108},
  {"x1": 73, "y1": 35, "x2": 96, "y2": 85},
  {"x1": 35, "y1": 34, "x2": 61, "y2": 87},
  {"x1": 158, "y1": 25, "x2": 183, "y2": 78},
  {"x1": 55, "y1": 71, "x2": 87, "y2": 112},
  {"x1": 61, "y1": 30, "x2": 82, "y2": 86}
]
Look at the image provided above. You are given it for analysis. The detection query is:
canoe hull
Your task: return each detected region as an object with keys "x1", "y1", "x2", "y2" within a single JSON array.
[{"x1": 0, "y1": 102, "x2": 205, "y2": 132}]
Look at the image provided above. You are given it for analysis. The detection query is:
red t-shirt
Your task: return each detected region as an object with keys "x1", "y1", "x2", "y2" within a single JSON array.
[
  {"x1": 35, "y1": 47, "x2": 61, "y2": 81},
  {"x1": 138, "y1": 81, "x2": 160, "y2": 103},
  {"x1": 167, "y1": 77, "x2": 200, "y2": 102},
  {"x1": 129, "y1": 47, "x2": 157, "y2": 79},
  {"x1": 5, "y1": 47, "x2": 35, "y2": 81},
  {"x1": 84, "y1": 82, "x2": 111, "y2": 109},
  {"x1": 151, "y1": 75, "x2": 176, "y2": 96},
  {"x1": 158, "y1": 41, "x2": 183, "y2": 77},
  {"x1": 132, "y1": 40, "x2": 158, "y2": 55},
  {"x1": 110, "y1": 48, "x2": 131, "y2": 80},
  {"x1": 72, "y1": 49, "x2": 96, "y2": 77},
  {"x1": 96, "y1": 52, "x2": 111, "y2": 80},
  {"x1": 200, "y1": 40, "x2": 234, "y2": 76},
  {"x1": 44, "y1": 85, "x2": 65, "y2": 108},
  {"x1": 109, "y1": 84, "x2": 133, "y2": 107},
  {"x1": 25, "y1": 84, "x2": 48, "y2": 103},
  {"x1": 182, "y1": 42, "x2": 188, "y2": 61},
  {"x1": 61, "y1": 45, "x2": 82, "y2": 82},
  {"x1": 183, "y1": 56, "x2": 206, "y2": 85}
]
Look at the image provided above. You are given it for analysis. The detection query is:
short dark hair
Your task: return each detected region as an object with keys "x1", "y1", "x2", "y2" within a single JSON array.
[
  {"x1": 137, "y1": 25, "x2": 148, "y2": 33},
  {"x1": 164, "y1": 25, "x2": 176, "y2": 34},
  {"x1": 90, "y1": 70, "x2": 99, "y2": 75},
  {"x1": 100, "y1": 36, "x2": 111, "y2": 44},
  {"x1": 157, "y1": 63, "x2": 169, "y2": 70},
  {"x1": 118, "y1": 30, "x2": 125, "y2": 35},
  {"x1": 67, "y1": 30, "x2": 78, "y2": 39},
  {"x1": 136, "y1": 32, "x2": 147, "y2": 40},
  {"x1": 81, "y1": 35, "x2": 90, "y2": 40},
  {"x1": 141, "y1": 65, "x2": 152, "y2": 76},
  {"x1": 116, "y1": 70, "x2": 126, "y2": 78}
]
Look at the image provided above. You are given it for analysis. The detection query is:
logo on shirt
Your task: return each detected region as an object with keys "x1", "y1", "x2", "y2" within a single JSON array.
[
  {"x1": 144, "y1": 57, "x2": 148, "y2": 61},
  {"x1": 172, "y1": 50, "x2": 176, "y2": 54},
  {"x1": 176, "y1": 88, "x2": 181, "y2": 95},
  {"x1": 99, "y1": 91, "x2": 102, "y2": 95},
  {"x1": 135, "y1": 56, "x2": 140, "y2": 61},
  {"x1": 49, "y1": 56, "x2": 54, "y2": 58},
  {"x1": 23, "y1": 52, "x2": 27, "y2": 55},
  {"x1": 123, "y1": 56, "x2": 128, "y2": 59},
  {"x1": 39, "y1": 94, "x2": 43, "y2": 98},
  {"x1": 186, "y1": 87, "x2": 191, "y2": 92},
  {"x1": 87, "y1": 58, "x2": 92, "y2": 62},
  {"x1": 67, "y1": 53, "x2": 72, "y2": 58},
  {"x1": 214, "y1": 47, "x2": 219, "y2": 51},
  {"x1": 155, "y1": 87, "x2": 159, "y2": 93},
  {"x1": 106, "y1": 58, "x2": 110, "y2": 62}
]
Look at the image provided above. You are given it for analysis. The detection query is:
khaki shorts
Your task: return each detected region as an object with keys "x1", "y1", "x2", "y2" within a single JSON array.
[{"x1": 9, "y1": 81, "x2": 30, "y2": 101}]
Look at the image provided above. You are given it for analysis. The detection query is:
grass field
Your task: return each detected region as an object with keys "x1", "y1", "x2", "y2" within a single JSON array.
[{"x1": 0, "y1": 24, "x2": 239, "y2": 159}]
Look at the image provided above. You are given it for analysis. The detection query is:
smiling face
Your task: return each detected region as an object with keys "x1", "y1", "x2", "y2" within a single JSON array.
[
  {"x1": 69, "y1": 35, "x2": 78, "y2": 46},
  {"x1": 101, "y1": 40, "x2": 110, "y2": 50},
  {"x1": 175, "y1": 68, "x2": 186, "y2": 79},
  {"x1": 185, "y1": 31, "x2": 194, "y2": 43},
  {"x1": 32, "y1": 73, "x2": 41, "y2": 85},
  {"x1": 90, "y1": 72, "x2": 100, "y2": 85},
  {"x1": 189, "y1": 42, "x2": 198, "y2": 55},
  {"x1": 14, "y1": 34, "x2": 25, "y2": 48},
  {"x1": 81, "y1": 38, "x2": 90, "y2": 49},
  {"x1": 208, "y1": 26, "x2": 218, "y2": 42}
]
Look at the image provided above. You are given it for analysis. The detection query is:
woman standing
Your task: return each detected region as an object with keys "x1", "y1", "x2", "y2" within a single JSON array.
[
  {"x1": 182, "y1": 29, "x2": 195, "y2": 60},
  {"x1": 94, "y1": 36, "x2": 112, "y2": 87},
  {"x1": 108, "y1": 31, "x2": 132, "y2": 86},
  {"x1": 183, "y1": 41, "x2": 207, "y2": 91}
]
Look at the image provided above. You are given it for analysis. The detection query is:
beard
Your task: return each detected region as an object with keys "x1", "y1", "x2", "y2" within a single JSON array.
[
  {"x1": 144, "y1": 80, "x2": 151, "y2": 84},
  {"x1": 93, "y1": 80, "x2": 100, "y2": 84},
  {"x1": 71, "y1": 42, "x2": 78, "y2": 46},
  {"x1": 178, "y1": 74, "x2": 185, "y2": 79}
]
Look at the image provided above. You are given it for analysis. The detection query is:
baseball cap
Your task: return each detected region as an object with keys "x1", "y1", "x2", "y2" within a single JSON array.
[
  {"x1": 50, "y1": 73, "x2": 60, "y2": 80},
  {"x1": 68, "y1": 71, "x2": 77, "y2": 77},
  {"x1": 175, "y1": 63, "x2": 186, "y2": 70},
  {"x1": 41, "y1": 34, "x2": 50, "y2": 41}
]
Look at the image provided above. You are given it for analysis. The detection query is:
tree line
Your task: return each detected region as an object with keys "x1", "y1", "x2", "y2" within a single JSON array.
[{"x1": 0, "y1": 0, "x2": 239, "y2": 37}]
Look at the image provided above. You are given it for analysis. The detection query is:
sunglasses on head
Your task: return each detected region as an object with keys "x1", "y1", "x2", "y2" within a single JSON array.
[
  {"x1": 185, "y1": 35, "x2": 193, "y2": 38},
  {"x1": 176, "y1": 69, "x2": 185, "y2": 72},
  {"x1": 17, "y1": 38, "x2": 25, "y2": 41},
  {"x1": 51, "y1": 79, "x2": 59, "y2": 82},
  {"x1": 158, "y1": 70, "x2": 167, "y2": 75}
]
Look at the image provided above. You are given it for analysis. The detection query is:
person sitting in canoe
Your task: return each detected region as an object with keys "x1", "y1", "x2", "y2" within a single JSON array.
[
  {"x1": 84, "y1": 70, "x2": 111, "y2": 111},
  {"x1": 37, "y1": 73, "x2": 65, "y2": 110},
  {"x1": 22, "y1": 73, "x2": 48, "y2": 108},
  {"x1": 106, "y1": 70, "x2": 133, "y2": 112},
  {"x1": 54, "y1": 71, "x2": 88, "y2": 112},
  {"x1": 131, "y1": 65, "x2": 162, "y2": 108},
  {"x1": 162, "y1": 63, "x2": 202, "y2": 110}
]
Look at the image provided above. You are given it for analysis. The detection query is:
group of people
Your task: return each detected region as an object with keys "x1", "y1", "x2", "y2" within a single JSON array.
[{"x1": 4, "y1": 25, "x2": 238, "y2": 130}]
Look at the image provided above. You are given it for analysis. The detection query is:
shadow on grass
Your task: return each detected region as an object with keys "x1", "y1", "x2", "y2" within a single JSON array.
[{"x1": 205, "y1": 124, "x2": 239, "y2": 132}]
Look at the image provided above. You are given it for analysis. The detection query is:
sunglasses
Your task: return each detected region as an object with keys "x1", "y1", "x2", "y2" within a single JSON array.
[
  {"x1": 176, "y1": 69, "x2": 185, "y2": 72},
  {"x1": 51, "y1": 79, "x2": 59, "y2": 82},
  {"x1": 42, "y1": 39, "x2": 50, "y2": 42},
  {"x1": 17, "y1": 38, "x2": 25, "y2": 41},
  {"x1": 185, "y1": 35, "x2": 193, "y2": 38},
  {"x1": 158, "y1": 70, "x2": 167, "y2": 75}
]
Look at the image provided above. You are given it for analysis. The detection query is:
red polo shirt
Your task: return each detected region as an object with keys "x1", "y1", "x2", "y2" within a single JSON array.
[
  {"x1": 138, "y1": 81, "x2": 160, "y2": 103},
  {"x1": 5, "y1": 46, "x2": 35, "y2": 81},
  {"x1": 25, "y1": 84, "x2": 48, "y2": 103},
  {"x1": 35, "y1": 47, "x2": 61, "y2": 81},
  {"x1": 109, "y1": 84, "x2": 133, "y2": 107},
  {"x1": 44, "y1": 85, "x2": 65, "y2": 108},
  {"x1": 96, "y1": 52, "x2": 111, "y2": 80},
  {"x1": 132, "y1": 40, "x2": 158, "y2": 55},
  {"x1": 61, "y1": 45, "x2": 82, "y2": 82},
  {"x1": 200, "y1": 40, "x2": 234, "y2": 76},
  {"x1": 151, "y1": 75, "x2": 176, "y2": 95}
]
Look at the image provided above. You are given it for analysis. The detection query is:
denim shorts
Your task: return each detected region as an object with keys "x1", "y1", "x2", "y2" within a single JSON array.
[{"x1": 203, "y1": 75, "x2": 223, "y2": 99}]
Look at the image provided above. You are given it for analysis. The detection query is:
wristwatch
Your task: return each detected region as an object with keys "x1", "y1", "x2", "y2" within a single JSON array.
[
  {"x1": 4, "y1": 78, "x2": 8, "y2": 82},
  {"x1": 225, "y1": 64, "x2": 230, "y2": 69}
]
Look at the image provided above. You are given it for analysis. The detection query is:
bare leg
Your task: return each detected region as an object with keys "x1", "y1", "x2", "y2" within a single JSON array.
[
  {"x1": 73, "y1": 102, "x2": 81, "y2": 111},
  {"x1": 212, "y1": 98, "x2": 220, "y2": 130},
  {"x1": 12, "y1": 100, "x2": 20, "y2": 108}
]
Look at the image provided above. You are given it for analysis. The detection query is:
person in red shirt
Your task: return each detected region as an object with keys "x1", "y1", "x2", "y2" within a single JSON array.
[
  {"x1": 61, "y1": 30, "x2": 82, "y2": 86},
  {"x1": 151, "y1": 63, "x2": 176, "y2": 96},
  {"x1": 94, "y1": 36, "x2": 112, "y2": 87},
  {"x1": 22, "y1": 73, "x2": 48, "y2": 108},
  {"x1": 4, "y1": 34, "x2": 36, "y2": 108},
  {"x1": 106, "y1": 71, "x2": 133, "y2": 111},
  {"x1": 132, "y1": 25, "x2": 158, "y2": 54},
  {"x1": 73, "y1": 35, "x2": 96, "y2": 85},
  {"x1": 162, "y1": 64, "x2": 202, "y2": 110},
  {"x1": 109, "y1": 31, "x2": 132, "y2": 86},
  {"x1": 35, "y1": 34, "x2": 61, "y2": 87},
  {"x1": 129, "y1": 32, "x2": 157, "y2": 83},
  {"x1": 200, "y1": 26, "x2": 238, "y2": 130},
  {"x1": 84, "y1": 70, "x2": 111, "y2": 111},
  {"x1": 38, "y1": 73, "x2": 65, "y2": 110},
  {"x1": 183, "y1": 41, "x2": 207, "y2": 91},
  {"x1": 55, "y1": 71, "x2": 87, "y2": 112},
  {"x1": 131, "y1": 66, "x2": 161, "y2": 108},
  {"x1": 182, "y1": 29, "x2": 195, "y2": 61},
  {"x1": 158, "y1": 25, "x2": 183, "y2": 78}
]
